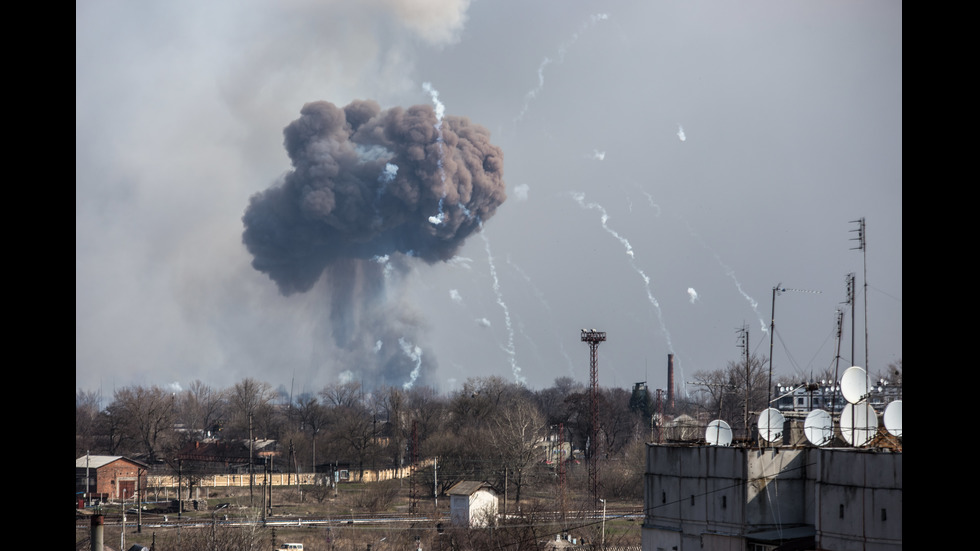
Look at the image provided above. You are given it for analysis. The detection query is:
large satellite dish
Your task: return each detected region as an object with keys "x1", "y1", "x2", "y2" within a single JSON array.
[
  {"x1": 706, "y1": 419, "x2": 733, "y2": 446},
  {"x1": 840, "y1": 366, "x2": 869, "y2": 404},
  {"x1": 884, "y1": 400, "x2": 902, "y2": 437},
  {"x1": 804, "y1": 408, "x2": 834, "y2": 446},
  {"x1": 840, "y1": 403, "x2": 878, "y2": 446},
  {"x1": 758, "y1": 407, "x2": 785, "y2": 443}
]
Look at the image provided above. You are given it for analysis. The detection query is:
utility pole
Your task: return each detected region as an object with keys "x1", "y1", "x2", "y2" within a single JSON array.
[{"x1": 249, "y1": 413, "x2": 254, "y2": 507}]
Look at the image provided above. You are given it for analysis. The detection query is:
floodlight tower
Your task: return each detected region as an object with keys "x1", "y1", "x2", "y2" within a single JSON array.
[{"x1": 581, "y1": 328, "x2": 606, "y2": 509}]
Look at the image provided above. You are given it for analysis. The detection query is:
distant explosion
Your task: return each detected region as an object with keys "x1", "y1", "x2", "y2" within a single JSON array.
[{"x1": 242, "y1": 99, "x2": 506, "y2": 388}]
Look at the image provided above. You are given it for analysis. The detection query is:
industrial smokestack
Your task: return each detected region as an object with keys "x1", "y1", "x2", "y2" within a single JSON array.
[
  {"x1": 90, "y1": 514, "x2": 104, "y2": 551},
  {"x1": 667, "y1": 354, "x2": 675, "y2": 412}
]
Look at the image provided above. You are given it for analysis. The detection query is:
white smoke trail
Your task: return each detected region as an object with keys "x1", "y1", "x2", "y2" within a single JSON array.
[
  {"x1": 399, "y1": 337, "x2": 423, "y2": 390},
  {"x1": 423, "y1": 82, "x2": 449, "y2": 224},
  {"x1": 688, "y1": 287, "x2": 699, "y2": 304},
  {"x1": 682, "y1": 220, "x2": 768, "y2": 334},
  {"x1": 515, "y1": 13, "x2": 609, "y2": 123},
  {"x1": 507, "y1": 255, "x2": 576, "y2": 375},
  {"x1": 677, "y1": 125, "x2": 686, "y2": 142},
  {"x1": 479, "y1": 226, "x2": 524, "y2": 385},
  {"x1": 571, "y1": 191, "x2": 674, "y2": 352}
]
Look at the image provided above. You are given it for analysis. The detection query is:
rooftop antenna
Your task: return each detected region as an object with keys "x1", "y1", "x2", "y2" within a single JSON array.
[
  {"x1": 580, "y1": 328, "x2": 606, "y2": 510},
  {"x1": 768, "y1": 283, "x2": 822, "y2": 405},
  {"x1": 850, "y1": 218, "x2": 869, "y2": 380},
  {"x1": 840, "y1": 365, "x2": 877, "y2": 446},
  {"x1": 706, "y1": 420, "x2": 733, "y2": 446},
  {"x1": 883, "y1": 400, "x2": 902, "y2": 438},
  {"x1": 804, "y1": 408, "x2": 834, "y2": 446},
  {"x1": 736, "y1": 324, "x2": 750, "y2": 440}
]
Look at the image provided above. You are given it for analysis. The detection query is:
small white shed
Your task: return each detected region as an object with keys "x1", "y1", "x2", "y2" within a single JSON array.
[{"x1": 447, "y1": 481, "x2": 498, "y2": 528}]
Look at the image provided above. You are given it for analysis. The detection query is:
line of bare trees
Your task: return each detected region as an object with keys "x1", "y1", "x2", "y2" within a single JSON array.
[{"x1": 77, "y1": 375, "x2": 673, "y2": 503}]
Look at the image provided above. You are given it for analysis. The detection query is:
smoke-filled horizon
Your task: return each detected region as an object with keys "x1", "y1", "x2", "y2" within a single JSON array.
[
  {"x1": 242, "y1": 99, "x2": 505, "y2": 389},
  {"x1": 76, "y1": 1, "x2": 901, "y2": 398}
]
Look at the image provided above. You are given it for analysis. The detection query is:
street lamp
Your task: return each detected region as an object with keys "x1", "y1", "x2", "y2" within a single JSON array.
[{"x1": 599, "y1": 498, "x2": 606, "y2": 549}]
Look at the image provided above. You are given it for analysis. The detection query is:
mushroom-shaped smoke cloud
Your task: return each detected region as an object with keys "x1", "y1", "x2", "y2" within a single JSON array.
[{"x1": 241, "y1": 99, "x2": 506, "y2": 389}]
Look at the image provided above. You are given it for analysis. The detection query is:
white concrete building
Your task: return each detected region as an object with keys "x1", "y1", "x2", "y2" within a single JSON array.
[
  {"x1": 642, "y1": 445, "x2": 902, "y2": 550},
  {"x1": 448, "y1": 480, "x2": 498, "y2": 528}
]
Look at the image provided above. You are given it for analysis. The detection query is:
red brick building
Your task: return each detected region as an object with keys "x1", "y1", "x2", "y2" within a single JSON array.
[{"x1": 76, "y1": 455, "x2": 149, "y2": 504}]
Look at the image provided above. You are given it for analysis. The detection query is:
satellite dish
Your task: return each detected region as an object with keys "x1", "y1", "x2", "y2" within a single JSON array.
[
  {"x1": 840, "y1": 403, "x2": 878, "y2": 446},
  {"x1": 705, "y1": 419, "x2": 733, "y2": 446},
  {"x1": 804, "y1": 409, "x2": 834, "y2": 446},
  {"x1": 840, "y1": 366, "x2": 869, "y2": 404},
  {"x1": 757, "y1": 407, "x2": 785, "y2": 443},
  {"x1": 884, "y1": 400, "x2": 902, "y2": 437}
]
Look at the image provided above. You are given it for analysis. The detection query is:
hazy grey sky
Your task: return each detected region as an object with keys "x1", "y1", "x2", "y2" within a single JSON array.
[{"x1": 76, "y1": 0, "x2": 902, "y2": 398}]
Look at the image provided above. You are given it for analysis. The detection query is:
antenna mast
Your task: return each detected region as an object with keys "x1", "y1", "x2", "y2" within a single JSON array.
[
  {"x1": 850, "y1": 218, "x2": 868, "y2": 374},
  {"x1": 736, "y1": 324, "x2": 749, "y2": 440},
  {"x1": 580, "y1": 328, "x2": 606, "y2": 509},
  {"x1": 768, "y1": 284, "x2": 822, "y2": 405}
]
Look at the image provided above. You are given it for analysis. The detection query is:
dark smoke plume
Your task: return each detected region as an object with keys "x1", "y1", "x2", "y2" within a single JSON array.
[{"x1": 242, "y1": 99, "x2": 506, "y2": 388}]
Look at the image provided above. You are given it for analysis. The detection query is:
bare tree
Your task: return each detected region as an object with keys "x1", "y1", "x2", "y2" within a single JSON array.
[
  {"x1": 490, "y1": 393, "x2": 546, "y2": 506},
  {"x1": 293, "y1": 395, "x2": 329, "y2": 472},
  {"x1": 228, "y1": 378, "x2": 274, "y2": 439},
  {"x1": 321, "y1": 380, "x2": 363, "y2": 408},
  {"x1": 76, "y1": 389, "x2": 103, "y2": 456},
  {"x1": 111, "y1": 385, "x2": 178, "y2": 462},
  {"x1": 179, "y1": 380, "x2": 227, "y2": 437},
  {"x1": 689, "y1": 354, "x2": 769, "y2": 438}
]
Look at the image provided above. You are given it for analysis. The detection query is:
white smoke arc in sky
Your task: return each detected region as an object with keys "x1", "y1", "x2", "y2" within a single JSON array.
[
  {"x1": 507, "y1": 255, "x2": 576, "y2": 376},
  {"x1": 423, "y1": 82, "x2": 449, "y2": 224},
  {"x1": 677, "y1": 125, "x2": 686, "y2": 141},
  {"x1": 399, "y1": 337, "x2": 423, "y2": 389},
  {"x1": 479, "y1": 227, "x2": 524, "y2": 385},
  {"x1": 681, "y1": 219, "x2": 769, "y2": 335},
  {"x1": 515, "y1": 13, "x2": 610, "y2": 123},
  {"x1": 688, "y1": 287, "x2": 699, "y2": 304},
  {"x1": 570, "y1": 191, "x2": 674, "y2": 353}
]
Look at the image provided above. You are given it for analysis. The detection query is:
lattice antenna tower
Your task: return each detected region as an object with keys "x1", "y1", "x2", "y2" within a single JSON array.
[{"x1": 581, "y1": 328, "x2": 606, "y2": 509}]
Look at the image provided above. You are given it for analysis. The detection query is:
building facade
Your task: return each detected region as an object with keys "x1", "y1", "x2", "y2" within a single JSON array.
[
  {"x1": 448, "y1": 481, "x2": 498, "y2": 528},
  {"x1": 642, "y1": 444, "x2": 901, "y2": 551},
  {"x1": 76, "y1": 455, "x2": 150, "y2": 504}
]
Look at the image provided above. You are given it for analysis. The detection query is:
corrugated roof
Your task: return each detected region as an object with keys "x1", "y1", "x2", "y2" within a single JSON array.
[
  {"x1": 75, "y1": 455, "x2": 123, "y2": 469},
  {"x1": 447, "y1": 480, "x2": 494, "y2": 496}
]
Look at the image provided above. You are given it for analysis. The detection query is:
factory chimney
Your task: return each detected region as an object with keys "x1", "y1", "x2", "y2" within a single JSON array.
[{"x1": 667, "y1": 354, "x2": 675, "y2": 412}]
